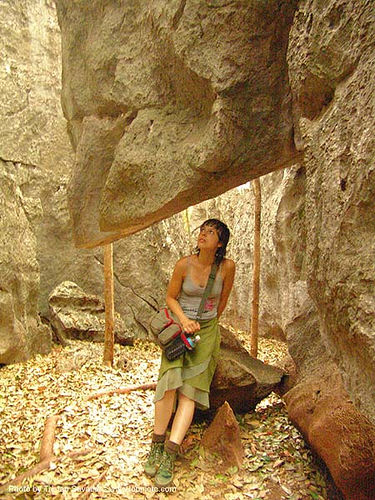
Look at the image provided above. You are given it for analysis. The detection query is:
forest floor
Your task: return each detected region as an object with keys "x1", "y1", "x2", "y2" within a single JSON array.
[{"x1": 0, "y1": 335, "x2": 341, "y2": 500}]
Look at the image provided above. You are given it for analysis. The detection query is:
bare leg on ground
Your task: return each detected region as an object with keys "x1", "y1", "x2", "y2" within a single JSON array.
[
  {"x1": 154, "y1": 389, "x2": 176, "y2": 435},
  {"x1": 169, "y1": 392, "x2": 195, "y2": 445}
]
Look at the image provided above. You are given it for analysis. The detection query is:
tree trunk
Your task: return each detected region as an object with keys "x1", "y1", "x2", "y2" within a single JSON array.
[
  {"x1": 251, "y1": 178, "x2": 261, "y2": 358},
  {"x1": 103, "y1": 243, "x2": 115, "y2": 367}
]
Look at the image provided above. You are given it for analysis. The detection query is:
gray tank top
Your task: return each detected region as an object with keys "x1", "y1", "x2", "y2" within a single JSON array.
[{"x1": 178, "y1": 259, "x2": 223, "y2": 320}]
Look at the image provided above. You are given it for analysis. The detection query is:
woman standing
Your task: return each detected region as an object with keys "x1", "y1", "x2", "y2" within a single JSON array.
[{"x1": 144, "y1": 219, "x2": 235, "y2": 488}]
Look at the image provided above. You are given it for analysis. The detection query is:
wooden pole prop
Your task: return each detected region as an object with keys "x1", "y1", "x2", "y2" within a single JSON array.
[
  {"x1": 250, "y1": 178, "x2": 261, "y2": 358},
  {"x1": 103, "y1": 243, "x2": 115, "y2": 367}
]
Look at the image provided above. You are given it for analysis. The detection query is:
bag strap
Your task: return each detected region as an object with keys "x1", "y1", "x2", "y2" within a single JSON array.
[{"x1": 195, "y1": 262, "x2": 218, "y2": 321}]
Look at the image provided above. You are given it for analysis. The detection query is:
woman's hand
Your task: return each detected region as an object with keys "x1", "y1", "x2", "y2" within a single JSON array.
[{"x1": 181, "y1": 318, "x2": 201, "y2": 334}]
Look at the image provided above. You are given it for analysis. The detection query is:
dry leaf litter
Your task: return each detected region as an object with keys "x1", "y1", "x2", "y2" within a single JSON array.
[{"x1": 0, "y1": 335, "x2": 333, "y2": 499}]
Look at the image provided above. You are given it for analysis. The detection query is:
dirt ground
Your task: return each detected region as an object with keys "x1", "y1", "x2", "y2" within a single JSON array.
[{"x1": 0, "y1": 337, "x2": 343, "y2": 499}]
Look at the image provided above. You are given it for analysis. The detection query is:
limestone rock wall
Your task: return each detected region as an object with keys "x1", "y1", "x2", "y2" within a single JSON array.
[
  {"x1": 0, "y1": 0, "x2": 75, "y2": 319},
  {"x1": 0, "y1": 0, "x2": 73, "y2": 363},
  {"x1": 0, "y1": 0, "x2": 71, "y2": 171},
  {"x1": 0, "y1": 164, "x2": 51, "y2": 363},
  {"x1": 188, "y1": 166, "x2": 316, "y2": 348},
  {"x1": 288, "y1": 0, "x2": 375, "y2": 424},
  {"x1": 0, "y1": 0, "x2": 189, "y2": 364},
  {"x1": 280, "y1": 2, "x2": 375, "y2": 497}
]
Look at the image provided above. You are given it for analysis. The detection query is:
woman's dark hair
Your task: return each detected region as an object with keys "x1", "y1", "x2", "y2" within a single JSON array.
[{"x1": 195, "y1": 218, "x2": 230, "y2": 264}]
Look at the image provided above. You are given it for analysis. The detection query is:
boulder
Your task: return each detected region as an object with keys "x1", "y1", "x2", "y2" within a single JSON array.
[
  {"x1": 209, "y1": 327, "x2": 285, "y2": 413},
  {"x1": 284, "y1": 367, "x2": 375, "y2": 500},
  {"x1": 201, "y1": 401, "x2": 244, "y2": 469},
  {"x1": 48, "y1": 281, "x2": 134, "y2": 346},
  {"x1": 54, "y1": 0, "x2": 301, "y2": 248}
]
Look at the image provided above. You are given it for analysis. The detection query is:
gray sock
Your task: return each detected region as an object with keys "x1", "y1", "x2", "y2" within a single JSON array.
[{"x1": 152, "y1": 433, "x2": 166, "y2": 443}]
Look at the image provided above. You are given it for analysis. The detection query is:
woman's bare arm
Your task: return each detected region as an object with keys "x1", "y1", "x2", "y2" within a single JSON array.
[{"x1": 217, "y1": 259, "x2": 236, "y2": 319}]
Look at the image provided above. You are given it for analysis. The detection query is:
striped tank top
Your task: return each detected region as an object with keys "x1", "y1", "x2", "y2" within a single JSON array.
[{"x1": 178, "y1": 259, "x2": 223, "y2": 320}]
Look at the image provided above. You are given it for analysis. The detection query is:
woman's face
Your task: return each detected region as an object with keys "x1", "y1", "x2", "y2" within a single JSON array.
[{"x1": 197, "y1": 224, "x2": 221, "y2": 252}]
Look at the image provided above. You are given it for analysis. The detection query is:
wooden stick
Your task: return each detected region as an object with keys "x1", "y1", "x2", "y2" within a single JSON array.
[
  {"x1": 40, "y1": 415, "x2": 59, "y2": 462},
  {"x1": 0, "y1": 448, "x2": 93, "y2": 493},
  {"x1": 251, "y1": 178, "x2": 261, "y2": 358},
  {"x1": 103, "y1": 243, "x2": 115, "y2": 367},
  {"x1": 87, "y1": 382, "x2": 157, "y2": 401}
]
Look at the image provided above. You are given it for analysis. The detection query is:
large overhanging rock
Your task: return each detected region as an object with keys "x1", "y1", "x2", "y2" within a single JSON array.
[{"x1": 55, "y1": 0, "x2": 301, "y2": 248}]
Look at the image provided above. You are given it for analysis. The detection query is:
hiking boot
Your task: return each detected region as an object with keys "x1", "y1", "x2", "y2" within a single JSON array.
[
  {"x1": 143, "y1": 441, "x2": 164, "y2": 477},
  {"x1": 154, "y1": 441, "x2": 179, "y2": 488}
]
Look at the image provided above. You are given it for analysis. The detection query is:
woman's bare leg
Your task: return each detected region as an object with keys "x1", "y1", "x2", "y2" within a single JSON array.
[
  {"x1": 169, "y1": 392, "x2": 195, "y2": 445},
  {"x1": 154, "y1": 389, "x2": 176, "y2": 435}
]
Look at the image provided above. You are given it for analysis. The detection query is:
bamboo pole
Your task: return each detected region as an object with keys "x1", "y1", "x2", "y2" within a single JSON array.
[
  {"x1": 103, "y1": 243, "x2": 115, "y2": 367},
  {"x1": 250, "y1": 178, "x2": 261, "y2": 358}
]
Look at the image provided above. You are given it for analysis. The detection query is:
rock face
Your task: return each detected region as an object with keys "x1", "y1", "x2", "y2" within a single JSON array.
[
  {"x1": 48, "y1": 281, "x2": 134, "y2": 346},
  {"x1": 288, "y1": 0, "x2": 375, "y2": 426},
  {"x1": 0, "y1": 0, "x2": 74, "y2": 362},
  {"x1": 283, "y1": 2, "x2": 375, "y2": 498},
  {"x1": 0, "y1": 0, "x2": 72, "y2": 172},
  {"x1": 55, "y1": 0, "x2": 301, "y2": 248},
  {"x1": 0, "y1": 167, "x2": 51, "y2": 364}
]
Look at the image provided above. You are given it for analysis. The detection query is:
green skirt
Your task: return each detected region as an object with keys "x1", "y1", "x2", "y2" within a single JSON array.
[{"x1": 154, "y1": 318, "x2": 221, "y2": 410}]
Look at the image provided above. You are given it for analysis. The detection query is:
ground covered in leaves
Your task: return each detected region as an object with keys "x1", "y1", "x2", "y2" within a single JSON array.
[{"x1": 0, "y1": 337, "x2": 334, "y2": 499}]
